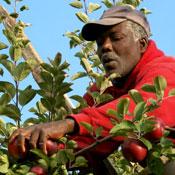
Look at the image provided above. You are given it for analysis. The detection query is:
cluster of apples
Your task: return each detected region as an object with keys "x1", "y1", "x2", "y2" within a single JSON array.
[
  {"x1": 8, "y1": 139, "x2": 65, "y2": 175},
  {"x1": 121, "y1": 118, "x2": 165, "y2": 162},
  {"x1": 8, "y1": 139, "x2": 65, "y2": 159},
  {"x1": 8, "y1": 118, "x2": 165, "y2": 174}
]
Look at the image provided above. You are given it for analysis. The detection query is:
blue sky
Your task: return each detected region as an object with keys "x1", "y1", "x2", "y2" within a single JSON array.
[{"x1": 1, "y1": 0, "x2": 175, "y2": 120}]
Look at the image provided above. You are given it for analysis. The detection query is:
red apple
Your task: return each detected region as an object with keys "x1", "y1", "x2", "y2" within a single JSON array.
[
  {"x1": 46, "y1": 140, "x2": 58, "y2": 156},
  {"x1": 8, "y1": 139, "x2": 65, "y2": 159},
  {"x1": 121, "y1": 138, "x2": 147, "y2": 162},
  {"x1": 144, "y1": 118, "x2": 165, "y2": 140},
  {"x1": 30, "y1": 165, "x2": 47, "y2": 175},
  {"x1": 46, "y1": 140, "x2": 65, "y2": 156},
  {"x1": 8, "y1": 138, "x2": 27, "y2": 160}
]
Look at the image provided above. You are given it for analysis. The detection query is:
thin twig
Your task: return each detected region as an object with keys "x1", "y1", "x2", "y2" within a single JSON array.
[
  {"x1": 74, "y1": 135, "x2": 113, "y2": 156},
  {"x1": 83, "y1": 0, "x2": 88, "y2": 15}
]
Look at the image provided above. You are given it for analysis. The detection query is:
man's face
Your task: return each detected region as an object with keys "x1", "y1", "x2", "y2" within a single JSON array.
[{"x1": 96, "y1": 21, "x2": 142, "y2": 77}]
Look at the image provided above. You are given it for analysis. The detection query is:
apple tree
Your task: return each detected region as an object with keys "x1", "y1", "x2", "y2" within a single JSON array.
[{"x1": 1, "y1": 0, "x2": 175, "y2": 175}]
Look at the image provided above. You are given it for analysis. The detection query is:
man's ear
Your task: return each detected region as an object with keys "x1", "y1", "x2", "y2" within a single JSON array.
[{"x1": 139, "y1": 37, "x2": 148, "y2": 54}]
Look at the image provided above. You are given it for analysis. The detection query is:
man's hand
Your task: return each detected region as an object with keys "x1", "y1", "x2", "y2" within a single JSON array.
[{"x1": 9, "y1": 119, "x2": 75, "y2": 155}]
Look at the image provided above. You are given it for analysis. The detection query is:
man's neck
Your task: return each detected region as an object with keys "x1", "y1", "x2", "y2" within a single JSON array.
[{"x1": 112, "y1": 75, "x2": 129, "y2": 88}]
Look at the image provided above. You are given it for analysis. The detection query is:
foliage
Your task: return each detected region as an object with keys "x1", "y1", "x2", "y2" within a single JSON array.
[{"x1": 1, "y1": 0, "x2": 175, "y2": 175}]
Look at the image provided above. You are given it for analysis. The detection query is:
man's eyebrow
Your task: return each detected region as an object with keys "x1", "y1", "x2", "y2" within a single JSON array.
[{"x1": 109, "y1": 31, "x2": 126, "y2": 36}]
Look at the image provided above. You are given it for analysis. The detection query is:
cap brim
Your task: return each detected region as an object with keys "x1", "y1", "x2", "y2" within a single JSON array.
[{"x1": 82, "y1": 18, "x2": 126, "y2": 41}]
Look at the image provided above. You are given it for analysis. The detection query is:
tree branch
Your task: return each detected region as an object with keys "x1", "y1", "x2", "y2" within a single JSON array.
[
  {"x1": 74, "y1": 134, "x2": 113, "y2": 156},
  {"x1": 0, "y1": 5, "x2": 74, "y2": 110}
]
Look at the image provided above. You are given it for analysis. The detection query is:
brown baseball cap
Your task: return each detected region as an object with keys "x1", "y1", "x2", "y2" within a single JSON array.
[{"x1": 81, "y1": 5, "x2": 151, "y2": 41}]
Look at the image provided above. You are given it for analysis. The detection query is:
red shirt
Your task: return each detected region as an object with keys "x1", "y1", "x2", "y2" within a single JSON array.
[{"x1": 69, "y1": 40, "x2": 175, "y2": 157}]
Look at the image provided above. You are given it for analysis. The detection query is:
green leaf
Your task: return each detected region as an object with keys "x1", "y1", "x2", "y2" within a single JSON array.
[
  {"x1": 0, "y1": 59, "x2": 15, "y2": 75},
  {"x1": 9, "y1": 46, "x2": 22, "y2": 61},
  {"x1": 140, "y1": 8, "x2": 152, "y2": 15},
  {"x1": 0, "y1": 104, "x2": 21, "y2": 120},
  {"x1": 15, "y1": 165, "x2": 30, "y2": 174},
  {"x1": 0, "y1": 68, "x2": 3, "y2": 76},
  {"x1": 160, "y1": 137, "x2": 174, "y2": 148},
  {"x1": 74, "y1": 51, "x2": 85, "y2": 58},
  {"x1": 19, "y1": 85, "x2": 36, "y2": 106},
  {"x1": 133, "y1": 101, "x2": 146, "y2": 121},
  {"x1": 40, "y1": 71, "x2": 53, "y2": 83},
  {"x1": 154, "y1": 76, "x2": 167, "y2": 99},
  {"x1": 3, "y1": 28, "x2": 16, "y2": 44},
  {"x1": 101, "y1": 0, "x2": 113, "y2": 8},
  {"x1": 69, "y1": 1, "x2": 83, "y2": 9},
  {"x1": 0, "y1": 93, "x2": 11, "y2": 105},
  {"x1": 95, "y1": 126, "x2": 103, "y2": 138},
  {"x1": 13, "y1": 62, "x2": 31, "y2": 81},
  {"x1": 146, "y1": 98, "x2": 159, "y2": 112},
  {"x1": 107, "y1": 109, "x2": 118, "y2": 119},
  {"x1": 141, "y1": 84, "x2": 156, "y2": 93},
  {"x1": 30, "y1": 149, "x2": 49, "y2": 165},
  {"x1": 10, "y1": 12, "x2": 19, "y2": 18},
  {"x1": 56, "y1": 150, "x2": 69, "y2": 165},
  {"x1": 148, "y1": 157, "x2": 164, "y2": 175},
  {"x1": 21, "y1": 39, "x2": 30, "y2": 47},
  {"x1": 0, "y1": 41, "x2": 8, "y2": 50},
  {"x1": 40, "y1": 63, "x2": 54, "y2": 73},
  {"x1": 66, "y1": 140, "x2": 78, "y2": 149},
  {"x1": 139, "y1": 137, "x2": 152, "y2": 150},
  {"x1": 83, "y1": 41, "x2": 96, "y2": 55},
  {"x1": 110, "y1": 120, "x2": 134, "y2": 135},
  {"x1": 70, "y1": 95, "x2": 87, "y2": 108},
  {"x1": 140, "y1": 119, "x2": 155, "y2": 133},
  {"x1": 65, "y1": 32, "x2": 82, "y2": 44},
  {"x1": 0, "y1": 81, "x2": 16, "y2": 98},
  {"x1": 3, "y1": 0, "x2": 11, "y2": 5},
  {"x1": 128, "y1": 89, "x2": 143, "y2": 104},
  {"x1": 65, "y1": 149, "x2": 75, "y2": 162},
  {"x1": 75, "y1": 12, "x2": 89, "y2": 23},
  {"x1": 168, "y1": 88, "x2": 175, "y2": 96},
  {"x1": 96, "y1": 93, "x2": 113, "y2": 105},
  {"x1": 71, "y1": 72, "x2": 87, "y2": 80},
  {"x1": 53, "y1": 52, "x2": 62, "y2": 66},
  {"x1": 41, "y1": 98, "x2": 54, "y2": 111},
  {"x1": 0, "y1": 154, "x2": 9, "y2": 173},
  {"x1": 0, "y1": 54, "x2": 8, "y2": 60},
  {"x1": 73, "y1": 156, "x2": 88, "y2": 167},
  {"x1": 20, "y1": 5, "x2": 29, "y2": 11},
  {"x1": 58, "y1": 61, "x2": 70, "y2": 71},
  {"x1": 88, "y1": 3, "x2": 101, "y2": 13},
  {"x1": 56, "y1": 82, "x2": 72, "y2": 95},
  {"x1": 23, "y1": 117, "x2": 39, "y2": 126},
  {"x1": 80, "y1": 122, "x2": 93, "y2": 134},
  {"x1": 91, "y1": 54, "x2": 101, "y2": 68},
  {"x1": 122, "y1": 0, "x2": 140, "y2": 7},
  {"x1": 117, "y1": 98, "x2": 130, "y2": 119},
  {"x1": 154, "y1": 76, "x2": 167, "y2": 91},
  {"x1": 99, "y1": 78, "x2": 113, "y2": 94}
]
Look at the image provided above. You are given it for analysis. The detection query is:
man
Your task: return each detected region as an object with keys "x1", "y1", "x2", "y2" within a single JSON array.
[{"x1": 9, "y1": 5, "x2": 175, "y2": 173}]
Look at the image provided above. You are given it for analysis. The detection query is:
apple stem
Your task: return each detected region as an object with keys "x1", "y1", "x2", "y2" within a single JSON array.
[{"x1": 165, "y1": 126, "x2": 175, "y2": 132}]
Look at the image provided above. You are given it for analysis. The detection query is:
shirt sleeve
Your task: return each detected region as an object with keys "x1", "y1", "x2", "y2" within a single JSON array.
[{"x1": 69, "y1": 66, "x2": 175, "y2": 155}]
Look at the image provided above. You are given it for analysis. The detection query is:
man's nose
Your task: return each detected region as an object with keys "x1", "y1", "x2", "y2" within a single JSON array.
[{"x1": 101, "y1": 37, "x2": 112, "y2": 53}]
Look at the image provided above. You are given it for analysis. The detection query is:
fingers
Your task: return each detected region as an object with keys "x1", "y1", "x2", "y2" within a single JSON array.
[
  {"x1": 9, "y1": 121, "x2": 65, "y2": 156},
  {"x1": 29, "y1": 128, "x2": 48, "y2": 154},
  {"x1": 29, "y1": 129, "x2": 40, "y2": 149},
  {"x1": 17, "y1": 133, "x2": 26, "y2": 157},
  {"x1": 38, "y1": 130, "x2": 47, "y2": 154},
  {"x1": 9, "y1": 128, "x2": 23, "y2": 143}
]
